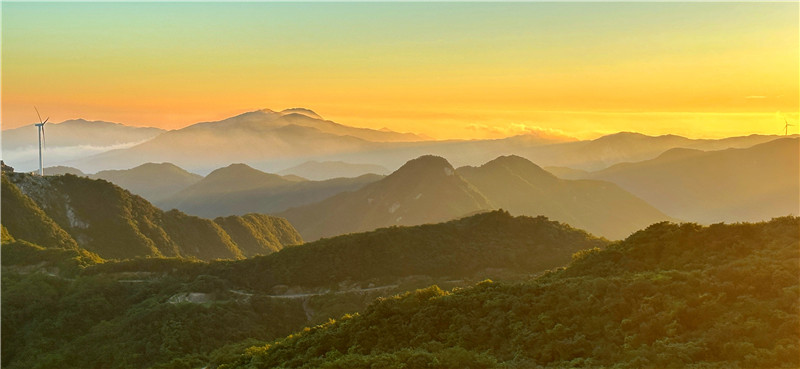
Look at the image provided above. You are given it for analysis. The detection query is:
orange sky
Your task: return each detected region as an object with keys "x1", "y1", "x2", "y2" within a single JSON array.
[{"x1": 2, "y1": 2, "x2": 798, "y2": 139}]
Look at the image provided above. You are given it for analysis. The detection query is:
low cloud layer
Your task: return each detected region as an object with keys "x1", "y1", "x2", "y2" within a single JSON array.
[{"x1": 2, "y1": 140, "x2": 148, "y2": 173}]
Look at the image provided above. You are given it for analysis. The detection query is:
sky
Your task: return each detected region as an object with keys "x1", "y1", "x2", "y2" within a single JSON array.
[{"x1": 2, "y1": 2, "x2": 798, "y2": 140}]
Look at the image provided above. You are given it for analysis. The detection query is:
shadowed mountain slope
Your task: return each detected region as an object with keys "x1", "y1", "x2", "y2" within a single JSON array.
[
  {"x1": 588, "y1": 137, "x2": 800, "y2": 223},
  {"x1": 214, "y1": 210, "x2": 607, "y2": 291},
  {"x1": 280, "y1": 155, "x2": 493, "y2": 241},
  {"x1": 91, "y1": 162, "x2": 202, "y2": 203},
  {"x1": 281, "y1": 155, "x2": 671, "y2": 241},
  {"x1": 158, "y1": 163, "x2": 382, "y2": 218},
  {"x1": 278, "y1": 160, "x2": 390, "y2": 181},
  {"x1": 457, "y1": 155, "x2": 672, "y2": 239}
]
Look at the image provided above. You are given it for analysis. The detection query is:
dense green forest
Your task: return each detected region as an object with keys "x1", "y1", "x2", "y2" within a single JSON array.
[
  {"x1": 2, "y1": 209, "x2": 607, "y2": 368},
  {"x1": 222, "y1": 217, "x2": 799, "y2": 368},
  {"x1": 2, "y1": 169, "x2": 797, "y2": 368}
]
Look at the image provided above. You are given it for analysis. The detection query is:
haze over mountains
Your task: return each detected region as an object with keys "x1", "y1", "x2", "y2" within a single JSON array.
[
  {"x1": 2, "y1": 107, "x2": 796, "y2": 242},
  {"x1": 91, "y1": 163, "x2": 203, "y2": 203},
  {"x1": 158, "y1": 163, "x2": 382, "y2": 218},
  {"x1": 69, "y1": 108, "x2": 423, "y2": 173},
  {"x1": 456, "y1": 155, "x2": 671, "y2": 239},
  {"x1": 586, "y1": 137, "x2": 800, "y2": 223},
  {"x1": 2, "y1": 119, "x2": 164, "y2": 172},
  {"x1": 4, "y1": 108, "x2": 793, "y2": 179},
  {"x1": 280, "y1": 155, "x2": 672, "y2": 241},
  {"x1": 278, "y1": 160, "x2": 390, "y2": 180}
]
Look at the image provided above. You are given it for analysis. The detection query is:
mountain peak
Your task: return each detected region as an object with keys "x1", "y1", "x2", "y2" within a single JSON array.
[
  {"x1": 480, "y1": 155, "x2": 556, "y2": 180},
  {"x1": 393, "y1": 155, "x2": 456, "y2": 177},
  {"x1": 208, "y1": 163, "x2": 263, "y2": 177},
  {"x1": 280, "y1": 108, "x2": 322, "y2": 120}
]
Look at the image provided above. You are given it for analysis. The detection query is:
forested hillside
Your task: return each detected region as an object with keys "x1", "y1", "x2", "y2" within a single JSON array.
[
  {"x1": 223, "y1": 216, "x2": 800, "y2": 369},
  {"x1": 1, "y1": 211, "x2": 607, "y2": 369},
  {"x1": 2, "y1": 172, "x2": 301, "y2": 260}
]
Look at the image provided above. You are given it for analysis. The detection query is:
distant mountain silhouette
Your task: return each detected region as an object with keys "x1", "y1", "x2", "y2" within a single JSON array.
[
  {"x1": 283, "y1": 154, "x2": 674, "y2": 241},
  {"x1": 516, "y1": 132, "x2": 792, "y2": 171},
  {"x1": 588, "y1": 137, "x2": 800, "y2": 223},
  {"x1": 2, "y1": 171, "x2": 302, "y2": 260},
  {"x1": 278, "y1": 160, "x2": 390, "y2": 180},
  {"x1": 158, "y1": 163, "x2": 382, "y2": 218},
  {"x1": 2, "y1": 119, "x2": 164, "y2": 149},
  {"x1": 43, "y1": 165, "x2": 86, "y2": 176},
  {"x1": 91, "y1": 162, "x2": 202, "y2": 203},
  {"x1": 9, "y1": 110, "x2": 790, "y2": 175},
  {"x1": 280, "y1": 155, "x2": 492, "y2": 241},
  {"x1": 457, "y1": 155, "x2": 672, "y2": 239},
  {"x1": 543, "y1": 166, "x2": 589, "y2": 179},
  {"x1": 72, "y1": 109, "x2": 424, "y2": 173},
  {"x1": 2, "y1": 119, "x2": 164, "y2": 171}
]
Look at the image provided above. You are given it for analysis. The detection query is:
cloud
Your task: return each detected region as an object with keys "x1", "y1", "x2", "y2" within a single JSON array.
[
  {"x1": 466, "y1": 122, "x2": 576, "y2": 141},
  {"x1": 2, "y1": 140, "x2": 148, "y2": 173}
]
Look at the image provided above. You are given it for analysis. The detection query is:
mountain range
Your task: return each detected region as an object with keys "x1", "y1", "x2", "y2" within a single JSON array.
[
  {"x1": 5, "y1": 108, "x2": 791, "y2": 178},
  {"x1": 224, "y1": 216, "x2": 799, "y2": 369},
  {"x1": 585, "y1": 137, "x2": 800, "y2": 223},
  {"x1": 69, "y1": 109, "x2": 423, "y2": 173},
  {"x1": 90, "y1": 162, "x2": 203, "y2": 203},
  {"x1": 2, "y1": 119, "x2": 164, "y2": 172},
  {"x1": 157, "y1": 163, "x2": 382, "y2": 218},
  {"x1": 1, "y1": 171, "x2": 301, "y2": 260},
  {"x1": 278, "y1": 160, "x2": 390, "y2": 180},
  {"x1": 456, "y1": 155, "x2": 671, "y2": 239},
  {"x1": 280, "y1": 155, "x2": 671, "y2": 241}
]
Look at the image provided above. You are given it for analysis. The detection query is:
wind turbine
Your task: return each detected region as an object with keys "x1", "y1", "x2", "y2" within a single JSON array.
[
  {"x1": 34, "y1": 107, "x2": 49, "y2": 176},
  {"x1": 784, "y1": 118, "x2": 795, "y2": 136}
]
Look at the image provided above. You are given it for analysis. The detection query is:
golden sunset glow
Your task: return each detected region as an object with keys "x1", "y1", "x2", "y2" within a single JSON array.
[{"x1": 2, "y1": 2, "x2": 798, "y2": 139}]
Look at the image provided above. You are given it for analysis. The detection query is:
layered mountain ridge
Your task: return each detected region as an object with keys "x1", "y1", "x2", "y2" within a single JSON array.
[{"x1": 1, "y1": 171, "x2": 301, "y2": 260}]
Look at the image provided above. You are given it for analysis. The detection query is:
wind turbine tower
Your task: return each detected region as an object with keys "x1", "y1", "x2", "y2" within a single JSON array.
[
  {"x1": 784, "y1": 118, "x2": 795, "y2": 136},
  {"x1": 34, "y1": 107, "x2": 49, "y2": 176}
]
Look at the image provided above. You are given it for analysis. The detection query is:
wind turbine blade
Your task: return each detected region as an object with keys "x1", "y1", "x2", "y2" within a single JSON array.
[
  {"x1": 35, "y1": 106, "x2": 43, "y2": 123},
  {"x1": 43, "y1": 117, "x2": 49, "y2": 124},
  {"x1": 42, "y1": 125, "x2": 46, "y2": 149}
]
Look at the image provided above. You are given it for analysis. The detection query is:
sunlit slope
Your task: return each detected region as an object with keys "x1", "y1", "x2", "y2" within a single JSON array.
[
  {"x1": 1, "y1": 174, "x2": 79, "y2": 249},
  {"x1": 280, "y1": 155, "x2": 492, "y2": 241},
  {"x1": 225, "y1": 216, "x2": 800, "y2": 369},
  {"x1": 0, "y1": 210, "x2": 605, "y2": 369},
  {"x1": 214, "y1": 214, "x2": 303, "y2": 256},
  {"x1": 2, "y1": 172, "x2": 301, "y2": 260},
  {"x1": 458, "y1": 155, "x2": 672, "y2": 239},
  {"x1": 589, "y1": 137, "x2": 800, "y2": 223}
]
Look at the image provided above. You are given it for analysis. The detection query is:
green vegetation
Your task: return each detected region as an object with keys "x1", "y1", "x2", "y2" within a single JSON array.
[
  {"x1": 214, "y1": 214, "x2": 303, "y2": 256},
  {"x1": 1, "y1": 175, "x2": 78, "y2": 249},
  {"x1": 2, "y1": 172, "x2": 301, "y2": 260},
  {"x1": 215, "y1": 210, "x2": 604, "y2": 291},
  {"x1": 3, "y1": 171, "x2": 796, "y2": 369},
  {"x1": 2, "y1": 210, "x2": 606, "y2": 369},
  {"x1": 223, "y1": 217, "x2": 800, "y2": 368}
]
